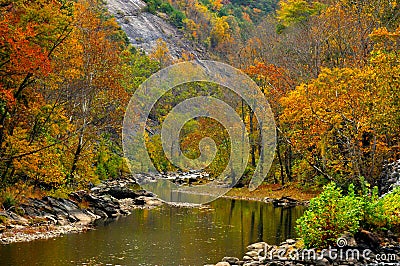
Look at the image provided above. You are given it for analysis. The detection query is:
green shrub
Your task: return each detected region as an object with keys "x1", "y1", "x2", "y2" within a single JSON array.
[
  {"x1": 296, "y1": 182, "x2": 364, "y2": 248},
  {"x1": 381, "y1": 187, "x2": 400, "y2": 232},
  {"x1": 1, "y1": 193, "x2": 16, "y2": 210},
  {"x1": 359, "y1": 183, "x2": 389, "y2": 230},
  {"x1": 296, "y1": 179, "x2": 400, "y2": 248},
  {"x1": 160, "y1": 2, "x2": 173, "y2": 13},
  {"x1": 95, "y1": 135, "x2": 127, "y2": 180},
  {"x1": 170, "y1": 10, "x2": 186, "y2": 28}
]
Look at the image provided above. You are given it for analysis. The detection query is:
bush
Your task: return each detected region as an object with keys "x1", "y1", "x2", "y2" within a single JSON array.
[
  {"x1": 170, "y1": 10, "x2": 186, "y2": 28},
  {"x1": 296, "y1": 182, "x2": 364, "y2": 248},
  {"x1": 381, "y1": 187, "x2": 400, "y2": 232},
  {"x1": 296, "y1": 179, "x2": 400, "y2": 248},
  {"x1": 1, "y1": 193, "x2": 16, "y2": 210}
]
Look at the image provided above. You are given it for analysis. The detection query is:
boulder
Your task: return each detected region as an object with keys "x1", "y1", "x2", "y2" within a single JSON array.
[
  {"x1": 222, "y1": 257, "x2": 239, "y2": 264},
  {"x1": 272, "y1": 196, "x2": 298, "y2": 208},
  {"x1": 247, "y1": 242, "x2": 267, "y2": 250},
  {"x1": 355, "y1": 230, "x2": 380, "y2": 250},
  {"x1": 215, "y1": 262, "x2": 231, "y2": 266},
  {"x1": 107, "y1": 187, "x2": 139, "y2": 199}
]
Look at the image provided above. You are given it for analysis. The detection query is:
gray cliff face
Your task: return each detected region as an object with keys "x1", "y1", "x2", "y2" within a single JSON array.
[{"x1": 105, "y1": 0, "x2": 205, "y2": 58}]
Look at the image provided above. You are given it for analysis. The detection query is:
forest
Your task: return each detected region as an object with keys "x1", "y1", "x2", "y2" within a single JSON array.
[
  {"x1": 1, "y1": 0, "x2": 399, "y2": 201},
  {"x1": 0, "y1": 0, "x2": 400, "y2": 250}
]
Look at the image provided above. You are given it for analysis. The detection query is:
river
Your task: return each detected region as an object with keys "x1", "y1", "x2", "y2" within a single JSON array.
[{"x1": 0, "y1": 197, "x2": 305, "y2": 265}]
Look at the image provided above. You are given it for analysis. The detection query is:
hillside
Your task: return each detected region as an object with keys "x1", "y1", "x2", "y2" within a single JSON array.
[{"x1": 106, "y1": 0, "x2": 206, "y2": 58}]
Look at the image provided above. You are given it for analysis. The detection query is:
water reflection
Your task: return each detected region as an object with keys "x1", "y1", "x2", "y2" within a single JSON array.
[{"x1": 0, "y1": 197, "x2": 305, "y2": 266}]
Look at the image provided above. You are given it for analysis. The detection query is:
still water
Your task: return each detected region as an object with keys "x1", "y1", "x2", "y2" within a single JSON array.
[{"x1": 0, "y1": 197, "x2": 305, "y2": 266}]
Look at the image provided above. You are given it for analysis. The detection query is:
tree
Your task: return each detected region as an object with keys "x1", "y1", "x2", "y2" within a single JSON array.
[{"x1": 280, "y1": 27, "x2": 400, "y2": 186}]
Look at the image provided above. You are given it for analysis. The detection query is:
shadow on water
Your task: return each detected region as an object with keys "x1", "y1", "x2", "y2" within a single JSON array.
[{"x1": 0, "y1": 197, "x2": 305, "y2": 266}]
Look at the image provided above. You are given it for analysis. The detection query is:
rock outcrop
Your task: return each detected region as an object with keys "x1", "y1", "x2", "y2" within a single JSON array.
[
  {"x1": 379, "y1": 159, "x2": 400, "y2": 195},
  {"x1": 0, "y1": 178, "x2": 163, "y2": 244},
  {"x1": 105, "y1": 0, "x2": 206, "y2": 58}
]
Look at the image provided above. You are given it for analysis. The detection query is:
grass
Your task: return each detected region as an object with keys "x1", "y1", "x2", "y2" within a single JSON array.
[{"x1": 225, "y1": 182, "x2": 321, "y2": 201}]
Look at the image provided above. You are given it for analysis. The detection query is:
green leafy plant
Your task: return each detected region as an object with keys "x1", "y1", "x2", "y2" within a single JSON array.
[
  {"x1": 1, "y1": 193, "x2": 17, "y2": 210},
  {"x1": 380, "y1": 187, "x2": 400, "y2": 233},
  {"x1": 296, "y1": 178, "x2": 400, "y2": 248},
  {"x1": 296, "y1": 182, "x2": 364, "y2": 248}
]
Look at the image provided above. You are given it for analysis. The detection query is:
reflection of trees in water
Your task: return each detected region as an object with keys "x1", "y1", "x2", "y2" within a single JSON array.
[
  {"x1": 258, "y1": 206, "x2": 264, "y2": 242},
  {"x1": 276, "y1": 207, "x2": 295, "y2": 243},
  {"x1": 223, "y1": 200, "x2": 304, "y2": 247},
  {"x1": 223, "y1": 199, "x2": 305, "y2": 246}
]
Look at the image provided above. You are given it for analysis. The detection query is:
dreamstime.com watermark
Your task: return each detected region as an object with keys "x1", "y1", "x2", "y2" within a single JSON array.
[
  {"x1": 122, "y1": 60, "x2": 276, "y2": 204},
  {"x1": 257, "y1": 238, "x2": 399, "y2": 265}
]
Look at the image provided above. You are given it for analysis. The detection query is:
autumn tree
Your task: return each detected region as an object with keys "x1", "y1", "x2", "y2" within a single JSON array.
[
  {"x1": 280, "y1": 27, "x2": 400, "y2": 186},
  {"x1": 0, "y1": 0, "x2": 75, "y2": 187},
  {"x1": 0, "y1": 0, "x2": 159, "y2": 199}
]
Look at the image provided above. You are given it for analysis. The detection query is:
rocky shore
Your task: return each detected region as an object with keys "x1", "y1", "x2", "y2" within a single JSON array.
[
  {"x1": 209, "y1": 232, "x2": 400, "y2": 266},
  {"x1": 0, "y1": 178, "x2": 163, "y2": 244}
]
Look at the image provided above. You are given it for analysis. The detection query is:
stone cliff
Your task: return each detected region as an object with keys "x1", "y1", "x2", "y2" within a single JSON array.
[{"x1": 105, "y1": 0, "x2": 206, "y2": 58}]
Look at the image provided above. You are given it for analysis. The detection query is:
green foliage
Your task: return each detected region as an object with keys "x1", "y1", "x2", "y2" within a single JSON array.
[
  {"x1": 170, "y1": 9, "x2": 186, "y2": 28},
  {"x1": 297, "y1": 178, "x2": 400, "y2": 248},
  {"x1": 1, "y1": 193, "x2": 17, "y2": 210},
  {"x1": 277, "y1": 0, "x2": 325, "y2": 27},
  {"x1": 296, "y1": 182, "x2": 364, "y2": 248},
  {"x1": 143, "y1": 0, "x2": 186, "y2": 28},
  {"x1": 218, "y1": 0, "x2": 278, "y2": 25},
  {"x1": 48, "y1": 186, "x2": 73, "y2": 199},
  {"x1": 381, "y1": 187, "x2": 400, "y2": 232},
  {"x1": 147, "y1": 134, "x2": 177, "y2": 173},
  {"x1": 95, "y1": 135, "x2": 127, "y2": 180}
]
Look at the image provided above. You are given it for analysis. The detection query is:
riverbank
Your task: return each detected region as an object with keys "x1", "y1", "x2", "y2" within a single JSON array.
[
  {"x1": 210, "y1": 232, "x2": 400, "y2": 266},
  {"x1": 225, "y1": 183, "x2": 320, "y2": 204},
  {"x1": 0, "y1": 179, "x2": 163, "y2": 244},
  {"x1": 0, "y1": 179, "x2": 317, "y2": 245}
]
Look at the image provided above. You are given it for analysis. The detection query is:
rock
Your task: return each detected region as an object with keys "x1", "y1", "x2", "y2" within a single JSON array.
[
  {"x1": 216, "y1": 262, "x2": 231, "y2": 266},
  {"x1": 286, "y1": 239, "x2": 296, "y2": 245},
  {"x1": 70, "y1": 210, "x2": 94, "y2": 225},
  {"x1": 339, "y1": 232, "x2": 357, "y2": 247},
  {"x1": 107, "y1": 187, "x2": 139, "y2": 199},
  {"x1": 92, "y1": 208, "x2": 108, "y2": 218},
  {"x1": 56, "y1": 216, "x2": 69, "y2": 226},
  {"x1": 144, "y1": 198, "x2": 163, "y2": 206},
  {"x1": 272, "y1": 196, "x2": 298, "y2": 208},
  {"x1": 105, "y1": 0, "x2": 206, "y2": 59},
  {"x1": 58, "y1": 198, "x2": 80, "y2": 212},
  {"x1": 133, "y1": 189, "x2": 155, "y2": 197},
  {"x1": 264, "y1": 197, "x2": 273, "y2": 203},
  {"x1": 242, "y1": 256, "x2": 252, "y2": 261},
  {"x1": 315, "y1": 258, "x2": 330, "y2": 266},
  {"x1": 133, "y1": 196, "x2": 147, "y2": 205},
  {"x1": 265, "y1": 263, "x2": 283, "y2": 266},
  {"x1": 245, "y1": 250, "x2": 259, "y2": 258},
  {"x1": 0, "y1": 178, "x2": 161, "y2": 245},
  {"x1": 355, "y1": 230, "x2": 380, "y2": 250},
  {"x1": 379, "y1": 159, "x2": 400, "y2": 195},
  {"x1": 243, "y1": 262, "x2": 260, "y2": 266},
  {"x1": 4, "y1": 211, "x2": 28, "y2": 225},
  {"x1": 222, "y1": 257, "x2": 239, "y2": 264},
  {"x1": 247, "y1": 242, "x2": 267, "y2": 250}
]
